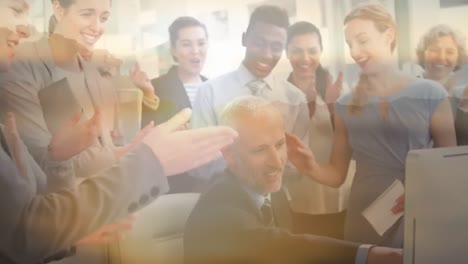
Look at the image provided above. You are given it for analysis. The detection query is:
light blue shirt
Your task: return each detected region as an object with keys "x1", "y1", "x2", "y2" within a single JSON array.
[
  {"x1": 189, "y1": 64, "x2": 310, "y2": 182},
  {"x1": 191, "y1": 63, "x2": 309, "y2": 140},
  {"x1": 241, "y1": 184, "x2": 271, "y2": 211}
]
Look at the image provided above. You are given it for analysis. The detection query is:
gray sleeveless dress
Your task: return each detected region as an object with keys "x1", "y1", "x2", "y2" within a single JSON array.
[{"x1": 335, "y1": 79, "x2": 448, "y2": 247}]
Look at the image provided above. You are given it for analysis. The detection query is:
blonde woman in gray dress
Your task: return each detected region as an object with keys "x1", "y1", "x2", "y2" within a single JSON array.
[{"x1": 287, "y1": 4, "x2": 456, "y2": 246}]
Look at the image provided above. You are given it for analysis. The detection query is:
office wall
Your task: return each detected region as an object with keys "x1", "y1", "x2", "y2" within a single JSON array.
[{"x1": 28, "y1": 0, "x2": 468, "y2": 80}]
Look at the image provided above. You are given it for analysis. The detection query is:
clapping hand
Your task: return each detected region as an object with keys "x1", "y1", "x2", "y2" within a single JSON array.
[
  {"x1": 75, "y1": 215, "x2": 135, "y2": 246},
  {"x1": 391, "y1": 194, "x2": 405, "y2": 215},
  {"x1": 130, "y1": 63, "x2": 155, "y2": 98},
  {"x1": 325, "y1": 72, "x2": 344, "y2": 104},
  {"x1": 285, "y1": 132, "x2": 317, "y2": 175},
  {"x1": 367, "y1": 247, "x2": 402, "y2": 264},
  {"x1": 92, "y1": 49, "x2": 122, "y2": 77},
  {"x1": 143, "y1": 108, "x2": 238, "y2": 177},
  {"x1": 114, "y1": 122, "x2": 155, "y2": 159},
  {"x1": 48, "y1": 109, "x2": 101, "y2": 161}
]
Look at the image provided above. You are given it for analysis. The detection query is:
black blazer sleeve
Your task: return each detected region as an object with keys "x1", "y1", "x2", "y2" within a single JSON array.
[{"x1": 455, "y1": 108, "x2": 468, "y2": 146}]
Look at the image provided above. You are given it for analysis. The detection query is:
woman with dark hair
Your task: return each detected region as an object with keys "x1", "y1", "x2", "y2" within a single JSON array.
[
  {"x1": 287, "y1": 4, "x2": 456, "y2": 246},
  {"x1": 141, "y1": 16, "x2": 209, "y2": 193},
  {"x1": 142, "y1": 16, "x2": 209, "y2": 127},
  {"x1": 284, "y1": 21, "x2": 354, "y2": 238}
]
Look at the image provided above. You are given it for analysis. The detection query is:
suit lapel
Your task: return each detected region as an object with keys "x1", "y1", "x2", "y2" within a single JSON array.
[
  {"x1": 34, "y1": 37, "x2": 57, "y2": 81},
  {"x1": 167, "y1": 66, "x2": 191, "y2": 109},
  {"x1": 224, "y1": 171, "x2": 293, "y2": 227},
  {"x1": 81, "y1": 58, "x2": 105, "y2": 108},
  {"x1": 271, "y1": 188, "x2": 293, "y2": 230},
  {"x1": 224, "y1": 172, "x2": 264, "y2": 223}
]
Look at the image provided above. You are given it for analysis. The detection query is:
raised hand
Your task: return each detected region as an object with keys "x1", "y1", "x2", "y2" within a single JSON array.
[
  {"x1": 129, "y1": 63, "x2": 155, "y2": 98},
  {"x1": 47, "y1": 109, "x2": 101, "y2": 161},
  {"x1": 391, "y1": 194, "x2": 405, "y2": 215},
  {"x1": 92, "y1": 49, "x2": 122, "y2": 77},
  {"x1": 285, "y1": 133, "x2": 316, "y2": 174},
  {"x1": 143, "y1": 108, "x2": 238, "y2": 177},
  {"x1": 75, "y1": 215, "x2": 135, "y2": 246},
  {"x1": 114, "y1": 122, "x2": 155, "y2": 159},
  {"x1": 325, "y1": 71, "x2": 343, "y2": 104},
  {"x1": 367, "y1": 247, "x2": 402, "y2": 264}
]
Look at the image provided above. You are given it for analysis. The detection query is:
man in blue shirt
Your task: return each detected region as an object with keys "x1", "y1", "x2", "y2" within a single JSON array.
[{"x1": 190, "y1": 5, "x2": 309, "y2": 188}]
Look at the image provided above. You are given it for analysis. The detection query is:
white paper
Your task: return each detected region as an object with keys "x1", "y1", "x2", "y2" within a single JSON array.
[{"x1": 362, "y1": 180, "x2": 404, "y2": 236}]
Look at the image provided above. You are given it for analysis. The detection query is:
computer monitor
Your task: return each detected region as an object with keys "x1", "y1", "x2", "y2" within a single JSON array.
[{"x1": 404, "y1": 146, "x2": 468, "y2": 264}]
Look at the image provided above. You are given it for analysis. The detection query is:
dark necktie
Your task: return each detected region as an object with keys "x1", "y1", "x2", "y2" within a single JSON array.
[{"x1": 261, "y1": 198, "x2": 274, "y2": 226}]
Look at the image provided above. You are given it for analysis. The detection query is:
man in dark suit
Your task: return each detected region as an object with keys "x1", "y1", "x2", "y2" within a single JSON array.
[{"x1": 184, "y1": 96, "x2": 402, "y2": 264}]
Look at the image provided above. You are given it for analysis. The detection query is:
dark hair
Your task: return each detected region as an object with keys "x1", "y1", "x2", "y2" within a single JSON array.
[
  {"x1": 287, "y1": 21, "x2": 329, "y2": 101},
  {"x1": 49, "y1": 0, "x2": 74, "y2": 34},
  {"x1": 287, "y1": 21, "x2": 323, "y2": 51},
  {"x1": 48, "y1": 0, "x2": 112, "y2": 34},
  {"x1": 246, "y1": 5, "x2": 290, "y2": 34},
  {"x1": 169, "y1": 16, "x2": 208, "y2": 47}
]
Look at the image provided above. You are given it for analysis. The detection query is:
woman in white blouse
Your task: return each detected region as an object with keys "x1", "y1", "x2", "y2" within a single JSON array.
[{"x1": 284, "y1": 21, "x2": 355, "y2": 222}]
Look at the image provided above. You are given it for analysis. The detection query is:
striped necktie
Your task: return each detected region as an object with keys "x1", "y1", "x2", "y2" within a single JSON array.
[
  {"x1": 261, "y1": 198, "x2": 274, "y2": 226},
  {"x1": 247, "y1": 79, "x2": 269, "y2": 97}
]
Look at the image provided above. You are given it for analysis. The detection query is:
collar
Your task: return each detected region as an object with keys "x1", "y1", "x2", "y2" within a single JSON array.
[
  {"x1": 240, "y1": 181, "x2": 271, "y2": 211},
  {"x1": 238, "y1": 63, "x2": 274, "y2": 90},
  {"x1": 168, "y1": 65, "x2": 208, "y2": 82},
  {"x1": 35, "y1": 37, "x2": 104, "y2": 107}
]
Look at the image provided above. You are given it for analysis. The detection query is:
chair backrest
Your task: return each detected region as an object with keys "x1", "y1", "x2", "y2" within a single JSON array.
[{"x1": 116, "y1": 193, "x2": 200, "y2": 264}]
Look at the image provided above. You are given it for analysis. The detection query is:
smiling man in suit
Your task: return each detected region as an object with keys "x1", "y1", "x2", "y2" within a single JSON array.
[{"x1": 184, "y1": 96, "x2": 402, "y2": 264}]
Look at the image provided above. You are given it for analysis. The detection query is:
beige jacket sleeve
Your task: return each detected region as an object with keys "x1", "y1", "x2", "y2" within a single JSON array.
[{"x1": 0, "y1": 41, "x2": 117, "y2": 189}]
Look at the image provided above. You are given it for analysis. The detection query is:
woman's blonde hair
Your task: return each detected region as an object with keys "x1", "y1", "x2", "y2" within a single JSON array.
[{"x1": 344, "y1": 3, "x2": 398, "y2": 114}]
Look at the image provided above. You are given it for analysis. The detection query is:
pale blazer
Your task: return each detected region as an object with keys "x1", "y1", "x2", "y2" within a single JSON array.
[{"x1": 1, "y1": 37, "x2": 118, "y2": 191}]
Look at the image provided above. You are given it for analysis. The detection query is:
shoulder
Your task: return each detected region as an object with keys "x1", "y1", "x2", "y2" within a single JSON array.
[
  {"x1": 206, "y1": 70, "x2": 238, "y2": 89},
  {"x1": 8, "y1": 41, "x2": 41, "y2": 75},
  {"x1": 6, "y1": 39, "x2": 50, "y2": 84},
  {"x1": 14, "y1": 41, "x2": 40, "y2": 60},
  {"x1": 151, "y1": 72, "x2": 174, "y2": 93},
  {"x1": 196, "y1": 71, "x2": 237, "y2": 97},
  {"x1": 275, "y1": 78, "x2": 307, "y2": 104},
  {"x1": 404, "y1": 79, "x2": 448, "y2": 100}
]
